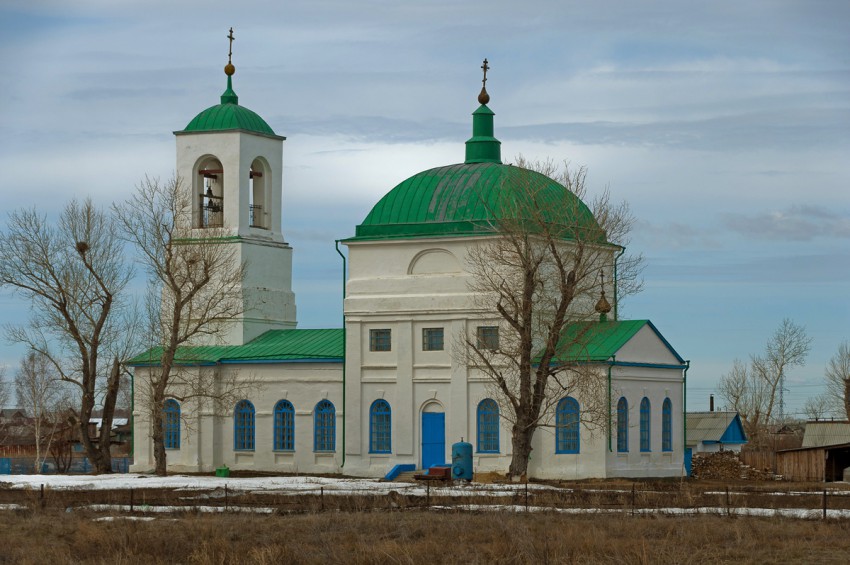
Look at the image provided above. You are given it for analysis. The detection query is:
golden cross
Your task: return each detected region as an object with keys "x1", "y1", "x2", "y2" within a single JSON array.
[
  {"x1": 227, "y1": 27, "x2": 235, "y2": 64},
  {"x1": 481, "y1": 58, "x2": 490, "y2": 87}
]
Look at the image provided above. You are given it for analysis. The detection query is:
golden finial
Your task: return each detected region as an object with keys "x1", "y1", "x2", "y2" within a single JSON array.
[
  {"x1": 224, "y1": 27, "x2": 236, "y2": 76},
  {"x1": 478, "y1": 58, "x2": 490, "y2": 105}
]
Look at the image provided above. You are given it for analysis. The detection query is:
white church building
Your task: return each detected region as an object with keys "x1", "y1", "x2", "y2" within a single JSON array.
[{"x1": 130, "y1": 56, "x2": 688, "y2": 480}]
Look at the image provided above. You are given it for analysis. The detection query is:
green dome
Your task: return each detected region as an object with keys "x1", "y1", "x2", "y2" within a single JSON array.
[
  {"x1": 180, "y1": 75, "x2": 276, "y2": 136},
  {"x1": 352, "y1": 162, "x2": 604, "y2": 242}
]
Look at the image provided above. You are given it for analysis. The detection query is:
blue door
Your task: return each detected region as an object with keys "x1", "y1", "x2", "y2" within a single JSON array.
[
  {"x1": 684, "y1": 447, "x2": 693, "y2": 477},
  {"x1": 421, "y1": 412, "x2": 445, "y2": 470}
]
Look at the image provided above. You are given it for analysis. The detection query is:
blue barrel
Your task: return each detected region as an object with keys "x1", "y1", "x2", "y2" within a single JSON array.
[{"x1": 451, "y1": 440, "x2": 473, "y2": 481}]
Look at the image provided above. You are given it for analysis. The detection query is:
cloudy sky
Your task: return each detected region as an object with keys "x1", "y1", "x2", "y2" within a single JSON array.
[{"x1": 1, "y1": 0, "x2": 848, "y2": 414}]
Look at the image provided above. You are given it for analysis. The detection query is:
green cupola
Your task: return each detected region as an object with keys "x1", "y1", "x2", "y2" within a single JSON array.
[
  {"x1": 178, "y1": 43, "x2": 277, "y2": 138},
  {"x1": 464, "y1": 58, "x2": 501, "y2": 164},
  {"x1": 349, "y1": 59, "x2": 606, "y2": 244}
]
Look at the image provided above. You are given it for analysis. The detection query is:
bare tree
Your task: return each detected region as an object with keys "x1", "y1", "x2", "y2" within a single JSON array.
[
  {"x1": 822, "y1": 341, "x2": 850, "y2": 420},
  {"x1": 463, "y1": 157, "x2": 643, "y2": 478},
  {"x1": 719, "y1": 319, "x2": 812, "y2": 446},
  {"x1": 14, "y1": 351, "x2": 62, "y2": 470},
  {"x1": 0, "y1": 199, "x2": 132, "y2": 473},
  {"x1": 115, "y1": 177, "x2": 246, "y2": 475},
  {"x1": 0, "y1": 365, "x2": 9, "y2": 409},
  {"x1": 803, "y1": 394, "x2": 832, "y2": 421}
]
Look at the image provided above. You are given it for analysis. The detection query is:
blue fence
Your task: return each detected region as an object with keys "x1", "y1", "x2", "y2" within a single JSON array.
[{"x1": 0, "y1": 457, "x2": 131, "y2": 475}]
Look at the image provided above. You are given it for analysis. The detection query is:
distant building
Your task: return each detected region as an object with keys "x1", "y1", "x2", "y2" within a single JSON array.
[{"x1": 686, "y1": 411, "x2": 747, "y2": 453}]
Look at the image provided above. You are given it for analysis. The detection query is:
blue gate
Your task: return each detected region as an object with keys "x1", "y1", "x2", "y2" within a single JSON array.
[
  {"x1": 421, "y1": 412, "x2": 445, "y2": 470},
  {"x1": 684, "y1": 447, "x2": 693, "y2": 477}
]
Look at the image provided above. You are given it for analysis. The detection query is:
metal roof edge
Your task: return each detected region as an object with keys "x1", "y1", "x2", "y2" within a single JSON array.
[{"x1": 173, "y1": 129, "x2": 286, "y2": 141}]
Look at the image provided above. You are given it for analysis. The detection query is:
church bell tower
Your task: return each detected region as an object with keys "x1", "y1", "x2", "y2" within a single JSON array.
[{"x1": 173, "y1": 29, "x2": 296, "y2": 345}]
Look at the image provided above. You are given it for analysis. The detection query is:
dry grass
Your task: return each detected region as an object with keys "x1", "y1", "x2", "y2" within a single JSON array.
[{"x1": 2, "y1": 509, "x2": 850, "y2": 564}]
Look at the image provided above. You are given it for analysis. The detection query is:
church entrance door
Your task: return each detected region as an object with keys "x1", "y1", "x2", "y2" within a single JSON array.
[{"x1": 421, "y1": 407, "x2": 445, "y2": 470}]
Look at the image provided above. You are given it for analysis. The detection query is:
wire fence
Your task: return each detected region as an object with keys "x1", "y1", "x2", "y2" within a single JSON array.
[{"x1": 4, "y1": 481, "x2": 850, "y2": 520}]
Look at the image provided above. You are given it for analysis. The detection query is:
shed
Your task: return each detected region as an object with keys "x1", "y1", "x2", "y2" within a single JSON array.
[
  {"x1": 776, "y1": 443, "x2": 850, "y2": 482},
  {"x1": 686, "y1": 411, "x2": 747, "y2": 453}
]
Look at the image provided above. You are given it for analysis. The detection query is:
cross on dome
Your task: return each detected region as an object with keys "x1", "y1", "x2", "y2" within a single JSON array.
[{"x1": 478, "y1": 58, "x2": 491, "y2": 105}]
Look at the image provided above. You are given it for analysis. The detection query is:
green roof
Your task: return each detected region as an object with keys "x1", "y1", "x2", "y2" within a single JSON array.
[
  {"x1": 552, "y1": 319, "x2": 685, "y2": 366},
  {"x1": 554, "y1": 320, "x2": 651, "y2": 363},
  {"x1": 179, "y1": 75, "x2": 277, "y2": 137},
  {"x1": 349, "y1": 162, "x2": 603, "y2": 242},
  {"x1": 128, "y1": 328, "x2": 343, "y2": 366}
]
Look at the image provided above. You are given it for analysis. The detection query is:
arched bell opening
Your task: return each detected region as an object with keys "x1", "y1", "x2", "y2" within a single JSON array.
[
  {"x1": 249, "y1": 158, "x2": 268, "y2": 229},
  {"x1": 197, "y1": 156, "x2": 224, "y2": 229}
]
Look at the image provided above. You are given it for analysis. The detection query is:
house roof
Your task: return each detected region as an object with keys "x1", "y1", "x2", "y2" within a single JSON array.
[
  {"x1": 128, "y1": 328, "x2": 344, "y2": 367},
  {"x1": 553, "y1": 319, "x2": 685, "y2": 365},
  {"x1": 686, "y1": 411, "x2": 748, "y2": 445},
  {"x1": 801, "y1": 421, "x2": 850, "y2": 448}
]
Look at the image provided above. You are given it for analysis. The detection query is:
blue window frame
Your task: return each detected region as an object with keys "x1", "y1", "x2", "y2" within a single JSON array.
[
  {"x1": 422, "y1": 328, "x2": 444, "y2": 351},
  {"x1": 662, "y1": 398, "x2": 673, "y2": 452},
  {"x1": 314, "y1": 400, "x2": 336, "y2": 452},
  {"x1": 369, "y1": 329, "x2": 391, "y2": 351},
  {"x1": 163, "y1": 399, "x2": 180, "y2": 449},
  {"x1": 274, "y1": 400, "x2": 295, "y2": 451},
  {"x1": 617, "y1": 397, "x2": 629, "y2": 453},
  {"x1": 234, "y1": 400, "x2": 255, "y2": 451},
  {"x1": 477, "y1": 326, "x2": 499, "y2": 350},
  {"x1": 476, "y1": 399, "x2": 500, "y2": 453},
  {"x1": 369, "y1": 399, "x2": 391, "y2": 453},
  {"x1": 640, "y1": 397, "x2": 651, "y2": 452},
  {"x1": 556, "y1": 397, "x2": 580, "y2": 453}
]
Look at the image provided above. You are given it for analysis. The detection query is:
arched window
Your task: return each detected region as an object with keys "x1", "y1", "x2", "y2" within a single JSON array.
[
  {"x1": 369, "y1": 399, "x2": 391, "y2": 453},
  {"x1": 556, "y1": 397, "x2": 580, "y2": 453},
  {"x1": 662, "y1": 398, "x2": 673, "y2": 452},
  {"x1": 163, "y1": 399, "x2": 180, "y2": 450},
  {"x1": 197, "y1": 157, "x2": 224, "y2": 229},
  {"x1": 476, "y1": 399, "x2": 500, "y2": 453},
  {"x1": 314, "y1": 400, "x2": 336, "y2": 452},
  {"x1": 234, "y1": 400, "x2": 255, "y2": 451},
  {"x1": 249, "y1": 158, "x2": 268, "y2": 229},
  {"x1": 617, "y1": 397, "x2": 629, "y2": 453},
  {"x1": 640, "y1": 397, "x2": 651, "y2": 452},
  {"x1": 274, "y1": 400, "x2": 295, "y2": 451}
]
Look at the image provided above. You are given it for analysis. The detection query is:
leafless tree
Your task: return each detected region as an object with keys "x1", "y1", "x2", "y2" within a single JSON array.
[
  {"x1": 115, "y1": 177, "x2": 247, "y2": 475},
  {"x1": 0, "y1": 365, "x2": 9, "y2": 409},
  {"x1": 719, "y1": 319, "x2": 811, "y2": 446},
  {"x1": 823, "y1": 341, "x2": 850, "y2": 420},
  {"x1": 803, "y1": 394, "x2": 832, "y2": 421},
  {"x1": 14, "y1": 351, "x2": 63, "y2": 470},
  {"x1": 462, "y1": 157, "x2": 643, "y2": 478},
  {"x1": 0, "y1": 199, "x2": 132, "y2": 473}
]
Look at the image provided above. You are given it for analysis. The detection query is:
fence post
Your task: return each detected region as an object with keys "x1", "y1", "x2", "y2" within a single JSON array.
[
  {"x1": 224, "y1": 484, "x2": 228, "y2": 512},
  {"x1": 40, "y1": 484, "x2": 44, "y2": 509},
  {"x1": 726, "y1": 486, "x2": 730, "y2": 517},
  {"x1": 130, "y1": 488, "x2": 134, "y2": 512},
  {"x1": 631, "y1": 483, "x2": 635, "y2": 516},
  {"x1": 823, "y1": 489, "x2": 827, "y2": 520},
  {"x1": 426, "y1": 482, "x2": 430, "y2": 508},
  {"x1": 321, "y1": 486, "x2": 324, "y2": 512},
  {"x1": 525, "y1": 480, "x2": 529, "y2": 512}
]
